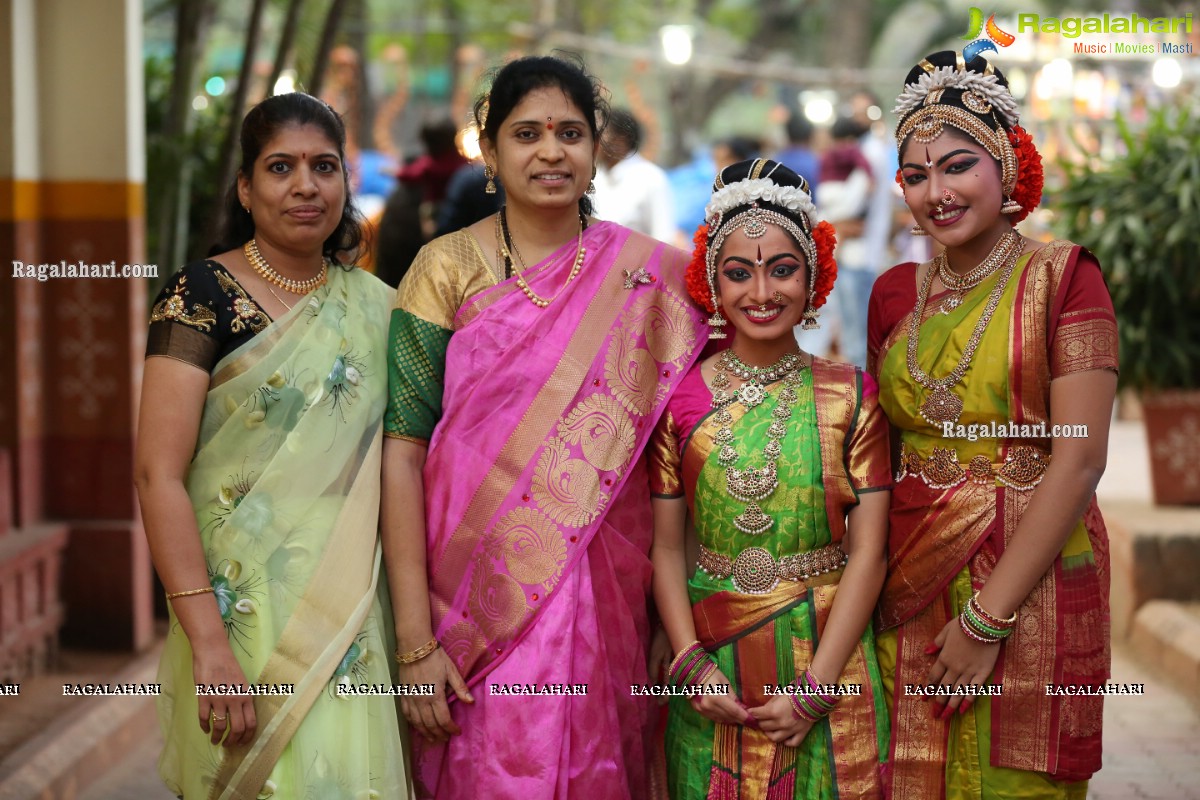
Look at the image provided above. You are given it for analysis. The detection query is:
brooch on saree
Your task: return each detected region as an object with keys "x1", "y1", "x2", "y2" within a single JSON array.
[{"x1": 622, "y1": 267, "x2": 655, "y2": 289}]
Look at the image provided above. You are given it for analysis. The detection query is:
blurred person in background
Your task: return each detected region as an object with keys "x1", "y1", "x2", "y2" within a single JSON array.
[
  {"x1": 712, "y1": 135, "x2": 761, "y2": 173},
  {"x1": 381, "y1": 54, "x2": 706, "y2": 799},
  {"x1": 395, "y1": 118, "x2": 469, "y2": 240},
  {"x1": 435, "y1": 160, "x2": 504, "y2": 236},
  {"x1": 135, "y1": 92, "x2": 410, "y2": 799},
  {"x1": 593, "y1": 108, "x2": 679, "y2": 243},
  {"x1": 773, "y1": 111, "x2": 820, "y2": 202},
  {"x1": 816, "y1": 117, "x2": 874, "y2": 367}
]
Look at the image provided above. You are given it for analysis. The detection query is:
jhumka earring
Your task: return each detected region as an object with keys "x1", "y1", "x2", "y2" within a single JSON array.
[
  {"x1": 587, "y1": 166, "x2": 597, "y2": 195},
  {"x1": 483, "y1": 164, "x2": 497, "y2": 194},
  {"x1": 708, "y1": 305, "x2": 728, "y2": 339},
  {"x1": 801, "y1": 307, "x2": 821, "y2": 330},
  {"x1": 910, "y1": 224, "x2": 929, "y2": 236},
  {"x1": 1000, "y1": 194, "x2": 1022, "y2": 214}
]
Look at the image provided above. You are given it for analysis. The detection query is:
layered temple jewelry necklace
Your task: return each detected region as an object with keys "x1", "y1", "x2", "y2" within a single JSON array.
[
  {"x1": 244, "y1": 239, "x2": 328, "y2": 294},
  {"x1": 710, "y1": 349, "x2": 805, "y2": 535},
  {"x1": 934, "y1": 229, "x2": 1020, "y2": 315},
  {"x1": 907, "y1": 231, "x2": 1023, "y2": 425},
  {"x1": 497, "y1": 207, "x2": 587, "y2": 309}
]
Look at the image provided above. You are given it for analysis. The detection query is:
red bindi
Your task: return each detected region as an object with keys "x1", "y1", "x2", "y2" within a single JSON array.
[{"x1": 546, "y1": 117, "x2": 554, "y2": 130}]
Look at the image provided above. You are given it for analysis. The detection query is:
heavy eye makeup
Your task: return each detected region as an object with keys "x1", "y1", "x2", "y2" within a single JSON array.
[
  {"x1": 900, "y1": 147, "x2": 981, "y2": 185},
  {"x1": 720, "y1": 254, "x2": 802, "y2": 282}
]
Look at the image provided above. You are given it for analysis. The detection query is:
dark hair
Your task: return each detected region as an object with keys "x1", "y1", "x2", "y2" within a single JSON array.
[
  {"x1": 831, "y1": 116, "x2": 865, "y2": 141},
  {"x1": 784, "y1": 113, "x2": 813, "y2": 144},
  {"x1": 718, "y1": 136, "x2": 762, "y2": 163},
  {"x1": 210, "y1": 92, "x2": 364, "y2": 263},
  {"x1": 606, "y1": 108, "x2": 642, "y2": 152},
  {"x1": 472, "y1": 54, "x2": 609, "y2": 217},
  {"x1": 420, "y1": 118, "x2": 461, "y2": 157}
]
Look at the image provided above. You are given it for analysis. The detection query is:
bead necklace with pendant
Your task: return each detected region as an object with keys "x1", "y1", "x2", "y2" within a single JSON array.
[
  {"x1": 934, "y1": 229, "x2": 1020, "y2": 315},
  {"x1": 907, "y1": 231, "x2": 1023, "y2": 426},
  {"x1": 710, "y1": 350, "x2": 806, "y2": 535},
  {"x1": 497, "y1": 207, "x2": 587, "y2": 309}
]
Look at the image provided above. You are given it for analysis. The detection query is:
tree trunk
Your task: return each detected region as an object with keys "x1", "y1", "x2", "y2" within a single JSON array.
[
  {"x1": 151, "y1": 0, "x2": 216, "y2": 283},
  {"x1": 308, "y1": 0, "x2": 349, "y2": 97},
  {"x1": 267, "y1": 0, "x2": 306, "y2": 95},
  {"x1": 208, "y1": 0, "x2": 270, "y2": 248}
]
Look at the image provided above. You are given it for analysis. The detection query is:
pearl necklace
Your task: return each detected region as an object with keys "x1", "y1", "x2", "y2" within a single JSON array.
[
  {"x1": 244, "y1": 239, "x2": 328, "y2": 294},
  {"x1": 497, "y1": 208, "x2": 586, "y2": 309},
  {"x1": 710, "y1": 350, "x2": 805, "y2": 535}
]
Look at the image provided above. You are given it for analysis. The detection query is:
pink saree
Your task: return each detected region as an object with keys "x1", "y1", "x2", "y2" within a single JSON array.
[{"x1": 414, "y1": 221, "x2": 706, "y2": 799}]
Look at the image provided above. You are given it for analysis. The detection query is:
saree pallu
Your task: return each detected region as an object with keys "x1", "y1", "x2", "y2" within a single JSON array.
[
  {"x1": 156, "y1": 267, "x2": 409, "y2": 800},
  {"x1": 655, "y1": 359, "x2": 891, "y2": 800},
  {"x1": 413, "y1": 222, "x2": 706, "y2": 799},
  {"x1": 868, "y1": 242, "x2": 1119, "y2": 800}
]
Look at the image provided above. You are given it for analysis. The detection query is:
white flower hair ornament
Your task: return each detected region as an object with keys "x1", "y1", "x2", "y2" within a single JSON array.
[
  {"x1": 705, "y1": 178, "x2": 817, "y2": 226},
  {"x1": 893, "y1": 66, "x2": 1019, "y2": 128}
]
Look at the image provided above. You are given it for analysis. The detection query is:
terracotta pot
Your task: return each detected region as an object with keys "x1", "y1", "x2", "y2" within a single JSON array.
[{"x1": 1142, "y1": 390, "x2": 1200, "y2": 506}]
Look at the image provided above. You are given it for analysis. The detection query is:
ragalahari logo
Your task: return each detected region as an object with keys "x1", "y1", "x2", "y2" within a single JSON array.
[{"x1": 962, "y1": 7, "x2": 1016, "y2": 61}]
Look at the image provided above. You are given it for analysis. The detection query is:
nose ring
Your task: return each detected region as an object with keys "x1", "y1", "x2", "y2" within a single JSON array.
[
  {"x1": 941, "y1": 189, "x2": 957, "y2": 205},
  {"x1": 771, "y1": 291, "x2": 786, "y2": 304}
]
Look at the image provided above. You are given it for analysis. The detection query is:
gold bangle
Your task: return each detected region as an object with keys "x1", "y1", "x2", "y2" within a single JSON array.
[
  {"x1": 166, "y1": 586, "x2": 215, "y2": 600},
  {"x1": 396, "y1": 638, "x2": 440, "y2": 665}
]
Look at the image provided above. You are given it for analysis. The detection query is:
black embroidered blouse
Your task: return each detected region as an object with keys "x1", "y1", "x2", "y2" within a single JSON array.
[{"x1": 147, "y1": 260, "x2": 273, "y2": 371}]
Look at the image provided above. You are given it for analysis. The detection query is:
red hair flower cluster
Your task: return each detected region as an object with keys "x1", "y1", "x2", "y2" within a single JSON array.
[
  {"x1": 894, "y1": 167, "x2": 905, "y2": 189},
  {"x1": 810, "y1": 221, "x2": 838, "y2": 309},
  {"x1": 685, "y1": 223, "x2": 716, "y2": 312},
  {"x1": 1007, "y1": 124, "x2": 1043, "y2": 226}
]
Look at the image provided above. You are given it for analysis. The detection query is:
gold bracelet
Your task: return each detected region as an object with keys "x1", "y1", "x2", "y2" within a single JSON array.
[
  {"x1": 396, "y1": 638, "x2": 440, "y2": 665},
  {"x1": 166, "y1": 586, "x2": 214, "y2": 600}
]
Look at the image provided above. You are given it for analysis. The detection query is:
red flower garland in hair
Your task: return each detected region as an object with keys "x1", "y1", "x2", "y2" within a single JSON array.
[
  {"x1": 1007, "y1": 124, "x2": 1043, "y2": 226},
  {"x1": 810, "y1": 221, "x2": 838, "y2": 308},
  {"x1": 685, "y1": 223, "x2": 715, "y2": 312}
]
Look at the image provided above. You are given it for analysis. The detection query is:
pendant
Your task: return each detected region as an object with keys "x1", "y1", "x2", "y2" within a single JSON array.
[
  {"x1": 733, "y1": 503, "x2": 774, "y2": 536},
  {"x1": 739, "y1": 381, "x2": 766, "y2": 409},
  {"x1": 919, "y1": 387, "x2": 964, "y2": 425},
  {"x1": 940, "y1": 293, "x2": 963, "y2": 315},
  {"x1": 726, "y1": 463, "x2": 778, "y2": 502}
]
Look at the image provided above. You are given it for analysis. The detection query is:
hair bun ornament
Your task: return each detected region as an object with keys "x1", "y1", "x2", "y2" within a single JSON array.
[{"x1": 893, "y1": 64, "x2": 1019, "y2": 128}]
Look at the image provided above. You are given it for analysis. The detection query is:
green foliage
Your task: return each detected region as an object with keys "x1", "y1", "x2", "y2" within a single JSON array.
[{"x1": 1055, "y1": 107, "x2": 1200, "y2": 391}]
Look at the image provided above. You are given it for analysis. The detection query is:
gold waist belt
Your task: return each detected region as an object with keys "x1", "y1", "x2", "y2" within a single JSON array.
[
  {"x1": 697, "y1": 542, "x2": 847, "y2": 595},
  {"x1": 895, "y1": 443, "x2": 1049, "y2": 491}
]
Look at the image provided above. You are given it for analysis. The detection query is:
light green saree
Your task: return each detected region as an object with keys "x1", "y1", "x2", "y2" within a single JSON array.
[{"x1": 155, "y1": 266, "x2": 410, "y2": 800}]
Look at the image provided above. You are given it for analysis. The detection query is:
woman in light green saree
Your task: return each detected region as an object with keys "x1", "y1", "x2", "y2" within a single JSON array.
[{"x1": 135, "y1": 93, "x2": 410, "y2": 799}]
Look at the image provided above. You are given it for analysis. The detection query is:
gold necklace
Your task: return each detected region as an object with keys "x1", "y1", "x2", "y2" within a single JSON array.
[
  {"x1": 710, "y1": 350, "x2": 806, "y2": 535},
  {"x1": 906, "y1": 233, "x2": 1023, "y2": 425},
  {"x1": 266, "y1": 284, "x2": 294, "y2": 310},
  {"x1": 244, "y1": 239, "x2": 328, "y2": 294},
  {"x1": 497, "y1": 208, "x2": 586, "y2": 309},
  {"x1": 934, "y1": 230, "x2": 1019, "y2": 314}
]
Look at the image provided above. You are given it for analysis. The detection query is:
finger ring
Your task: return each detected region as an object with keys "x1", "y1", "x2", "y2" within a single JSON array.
[{"x1": 210, "y1": 710, "x2": 227, "y2": 722}]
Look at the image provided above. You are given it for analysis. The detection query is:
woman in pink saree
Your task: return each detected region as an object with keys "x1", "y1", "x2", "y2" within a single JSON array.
[{"x1": 381, "y1": 55, "x2": 707, "y2": 798}]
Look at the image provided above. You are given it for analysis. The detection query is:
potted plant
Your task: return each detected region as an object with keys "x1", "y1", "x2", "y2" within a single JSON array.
[{"x1": 1056, "y1": 106, "x2": 1200, "y2": 505}]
